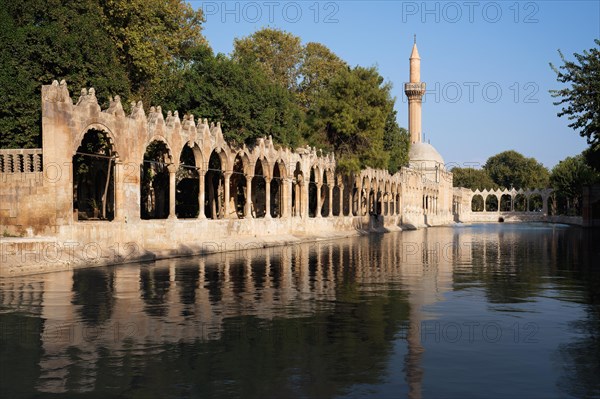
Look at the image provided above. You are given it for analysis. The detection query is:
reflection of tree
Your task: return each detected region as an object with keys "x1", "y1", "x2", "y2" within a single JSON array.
[
  {"x1": 452, "y1": 226, "x2": 548, "y2": 303},
  {"x1": 87, "y1": 290, "x2": 410, "y2": 398},
  {"x1": 0, "y1": 314, "x2": 43, "y2": 398},
  {"x1": 556, "y1": 228, "x2": 600, "y2": 397},
  {"x1": 72, "y1": 269, "x2": 115, "y2": 325}
]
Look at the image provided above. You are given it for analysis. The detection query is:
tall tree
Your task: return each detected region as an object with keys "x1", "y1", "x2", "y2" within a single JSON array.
[
  {"x1": 309, "y1": 66, "x2": 393, "y2": 173},
  {"x1": 0, "y1": 0, "x2": 131, "y2": 148},
  {"x1": 550, "y1": 39, "x2": 600, "y2": 171},
  {"x1": 158, "y1": 46, "x2": 303, "y2": 147},
  {"x1": 298, "y1": 42, "x2": 347, "y2": 110},
  {"x1": 484, "y1": 150, "x2": 550, "y2": 189},
  {"x1": 383, "y1": 110, "x2": 410, "y2": 174},
  {"x1": 232, "y1": 28, "x2": 303, "y2": 91},
  {"x1": 98, "y1": 0, "x2": 206, "y2": 100},
  {"x1": 451, "y1": 167, "x2": 496, "y2": 190},
  {"x1": 550, "y1": 154, "x2": 599, "y2": 214}
]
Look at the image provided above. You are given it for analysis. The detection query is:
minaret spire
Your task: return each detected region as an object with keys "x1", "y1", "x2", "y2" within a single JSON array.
[{"x1": 404, "y1": 38, "x2": 426, "y2": 144}]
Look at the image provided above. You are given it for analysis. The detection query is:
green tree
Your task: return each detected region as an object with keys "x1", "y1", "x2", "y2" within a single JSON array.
[
  {"x1": 451, "y1": 167, "x2": 496, "y2": 190},
  {"x1": 158, "y1": 46, "x2": 303, "y2": 147},
  {"x1": 308, "y1": 66, "x2": 393, "y2": 173},
  {"x1": 98, "y1": 0, "x2": 206, "y2": 99},
  {"x1": 550, "y1": 39, "x2": 600, "y2": 171},
  {"x1": 0, "y1": 0, "x2": 131, "y2": 148},
  {"x1": 484, "y1": 150, "x2": 550, "y2": 189},
  {"x1": 232, "y1": 28, "x2": 303, "y2": 91},
  {"x1": 383, "y1": 110, "x2": 410, "y2": 174},
  {"x1": 550, "y1": 154, "x2": 599, "y2": 214},
  {"x1": 298, "y1": 42, "x2": 347, "y2": 110}
]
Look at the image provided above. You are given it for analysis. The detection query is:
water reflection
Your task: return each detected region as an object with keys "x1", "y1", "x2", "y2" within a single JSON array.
[{"x1": 0, "y1": 224, "x2": 598, "y2": 398}]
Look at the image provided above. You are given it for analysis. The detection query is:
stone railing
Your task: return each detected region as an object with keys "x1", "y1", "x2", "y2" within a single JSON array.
[{"x1": 0, "y1": 149, "x2": 43, "y2": 173}]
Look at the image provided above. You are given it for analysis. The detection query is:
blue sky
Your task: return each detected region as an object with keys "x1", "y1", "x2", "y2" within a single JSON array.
[{"x1": 191, "y1": 0, "x2": 599, "y2": 169}]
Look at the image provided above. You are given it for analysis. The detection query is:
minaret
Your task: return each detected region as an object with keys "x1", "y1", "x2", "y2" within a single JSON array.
[{"x1": 404, "y1": 36, "x2": 426, "y2": 144}]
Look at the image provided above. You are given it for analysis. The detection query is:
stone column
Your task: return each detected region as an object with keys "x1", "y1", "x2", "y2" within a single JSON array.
[
  {"x1": 302, "y1": 181, "x2": 309, "y2": 220},
  {"x1": 339, "y1": 185, "x2": 344, "y2": 217},
  {"x1": 113, "y1": 160, "x2": 124, "y2": 222},
  {"x1": 286, "y1": 178, "x2": 293, "y2": 218},
  {"x1": 224, "y1": 172, "x2": 231, "y2": 218},
  {"x1": 197, "y1": 170, "x2": 206, "y2": 219},
  {"x1": 358, "y1": 186, "x2": 363, "y2": 216},
  {"x1": 265, "y1": 177, "x2": 272, "y2": 219},
  {"x1": 168, "y1": 163, "x2": 177, "y2": 219},
  {"x1": 245, "y1": 174, "x2": 253, "y2": 218},
  {"x1": 328, "y1": 185, "x2": 334, "y2": 217},
  {"x1": 293, "y1": 181, "x2": 299, "y2": 217},
  {"x1": 316, "y1": 183, "x2": 323, "y2": 218}
]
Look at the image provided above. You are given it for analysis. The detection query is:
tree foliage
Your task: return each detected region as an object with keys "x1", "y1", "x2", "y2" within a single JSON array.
[
  {"x1": 308, "y1": 66, "x2": 394, "y2": 173},
  {"x1": 383, "y1": 110, "x2": 410, "y2": 174},
  {"x1": 0, "y1": 0, "x2": 131, "y2": 148},
  {"x1": 484, "y1": 150, "x2": 550, "y2": 189},
  {"x1": 550, "y1": 154, "x2": 599, "y2": 212},
  {"x1": 2, "y1": 10, "x2": 410, "y2": 170},
  {"x1": 298, "y1": 42, "x2": 347, "y2": 110},
  {"x1": 451, "y1": 167, "x2": 496, "y2": 190},
  {"x1": 550, "y1": 39, "x2": 600, "y2": 171},
  {"x1": 232, "y1": 28, "x2": 302, "y2": 91},
  {"x1": 157, "y1": 46, "x2": 303, "y2": 147}
]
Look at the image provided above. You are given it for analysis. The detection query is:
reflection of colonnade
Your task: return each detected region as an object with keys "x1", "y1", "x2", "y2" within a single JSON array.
[{"x1": 0, "y1": 229, "x2": 470, "y2": 395}]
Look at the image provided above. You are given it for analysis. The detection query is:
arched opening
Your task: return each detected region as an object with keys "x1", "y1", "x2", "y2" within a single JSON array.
[
  {"x1": 528, "y1": 194, "x2": 543, "y2": 212},
  {"x1": 271, "y1": 161, "x2": 285, "y2": 218},
  {"x1": 332, "y1": 184, "x2": 341, "y2": 216},
  {"x1": 500, "y1": 194, "x2": 512, "y2": 212},
  {"x1": 176, "y1": 145, "x2": 199, "y2": 218},
  {"x1": 141, "y1": 140, "x2": 171, "y2": 219},
  {"x1": 309, "y1": 167, "x2": 317, "y2": 218},
  {"x1": 321, "y1": 173, "x2": 329, "y2": 217},
  {"x1": 471, "y1": 195, "x2": 484, "y2": 212},
  {"x1": 485, "y1": 195, "x2": 498, "y2": 212},
  {"x1": 396, "y1": 193, "x2": 401, "y2": 216},
  {"x1": 231, "y1": 154, "x2": 247, "y2": 218},
  {"x1": 252, "y1": 159, "x2": 267, "y2": 218},
  {"x1": 292, "y1": 162, "x2": 303, "y2": 217},
  {"x1": 343, "y1": 178, "x2": 351, "y2": 216},
  {"x1": 514, "y1": 194, "x2": 527, "y2": 212},
  {"x1": 73, "y1": 128, "x2": 115, "y2": 221},
  {"x1": 205, "y1": 150, "x2": 225, "y2": 219},
  {"x1": 370, "y1": 179, "x2": 377, "y2": 215}
]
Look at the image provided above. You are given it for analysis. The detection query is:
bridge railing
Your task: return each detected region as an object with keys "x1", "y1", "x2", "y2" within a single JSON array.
[{"x1": 0, "y1": 149, "x2": 43, "y2": 173}]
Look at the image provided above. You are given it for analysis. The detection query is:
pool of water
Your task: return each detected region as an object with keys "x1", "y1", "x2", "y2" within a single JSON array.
[{"x1": 1, "y1": 223, "x2": 599, "y2": 398}]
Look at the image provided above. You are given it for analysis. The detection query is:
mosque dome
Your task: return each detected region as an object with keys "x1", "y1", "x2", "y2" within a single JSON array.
[{"x1": 409, "y1": 142, "x2": 445, "y2": 170}]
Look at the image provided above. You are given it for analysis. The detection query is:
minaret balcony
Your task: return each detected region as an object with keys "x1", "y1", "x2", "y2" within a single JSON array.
[{"x1": 404, "y1": 82, "x2": 426, "y2": 97}]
